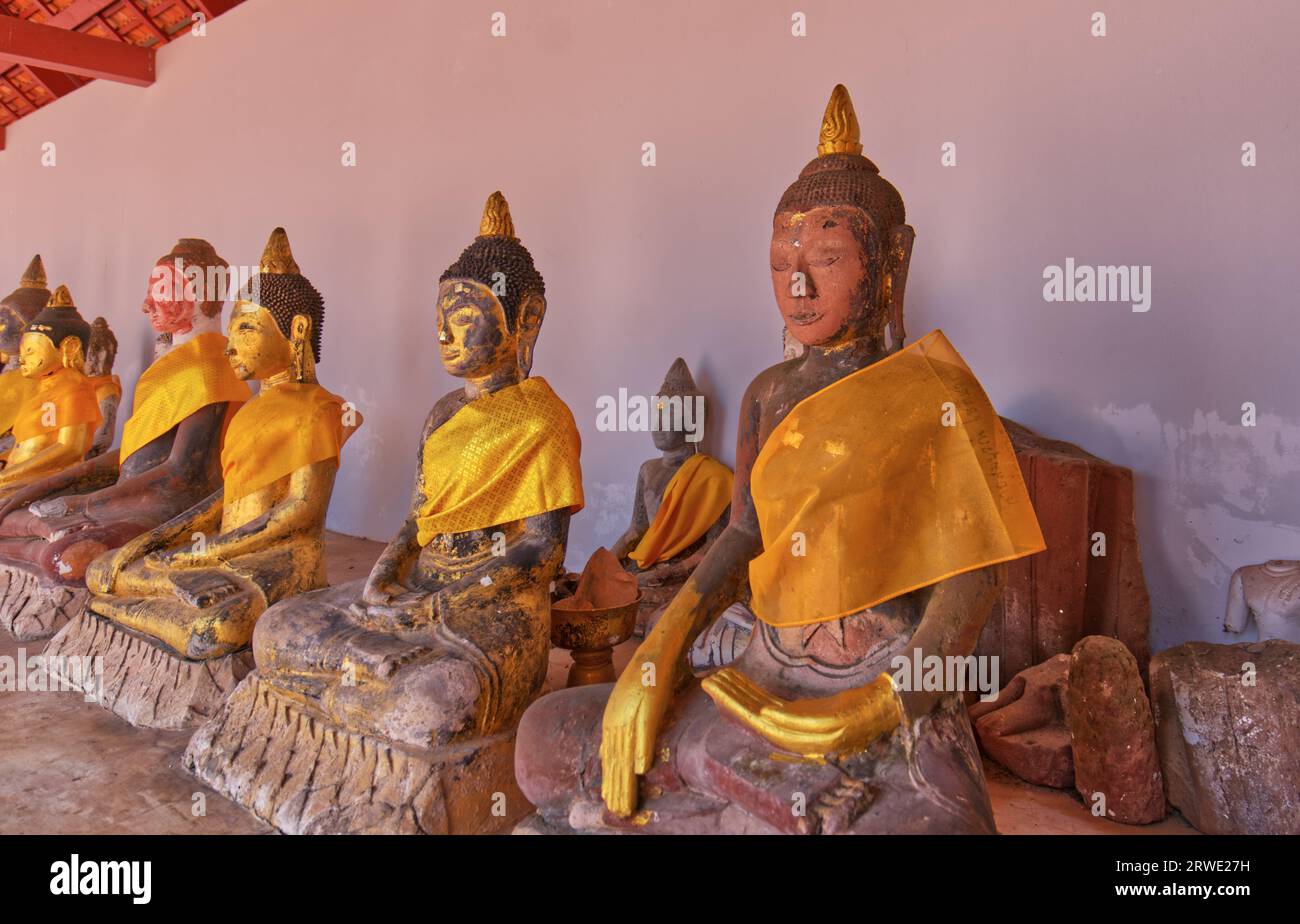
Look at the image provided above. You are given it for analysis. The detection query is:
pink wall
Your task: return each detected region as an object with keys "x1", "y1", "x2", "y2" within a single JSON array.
[{"x1": 2, "y1": 0, "x2": 1297, "y2": 651}]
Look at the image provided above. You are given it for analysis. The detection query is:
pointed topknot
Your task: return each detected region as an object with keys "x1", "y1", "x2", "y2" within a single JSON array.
[
  {"x1": 659, "y1": 356, "x2": 701, "y2": 398},
  {"x1": 817, "y1": 84, "x2": 863, "y2": 157},
  {"x1": 19, "y1": 254, "x2": 46, "y2": 289},
  {"x1": 46, "y1": 284, "x2": 75, "y2": 309},
  {"x1": 479, "y1": 191, "x2": 517, "y2": 240},
  {"x1": 258, "y1": 227, "x2": 300, "y2": 275}
]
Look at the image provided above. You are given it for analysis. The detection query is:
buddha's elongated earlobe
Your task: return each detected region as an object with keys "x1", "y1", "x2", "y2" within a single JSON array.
[
  {"x1": 60, "y1": 336, "x2": 85, "y2": 373},
  {"x1": 883, "y1": 225, "x2": 915, "y2": 352},
  {"x1": 290, "y1": 314, "x2": 314, "y2": 383}
]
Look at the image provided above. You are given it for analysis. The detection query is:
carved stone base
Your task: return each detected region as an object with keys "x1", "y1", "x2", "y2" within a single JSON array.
[
  {"x1": 43, "y1": 609, "x2": 253, "y2": 730},
  {"x1": 0, "y1": 562, "x2": 88, "y2": 641},
  {"x1": 184, "y1": 672, "x2": 531, "y2": 835}
]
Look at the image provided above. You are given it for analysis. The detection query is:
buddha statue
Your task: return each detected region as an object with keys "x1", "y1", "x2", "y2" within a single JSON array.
[
  {"x1": 0, "y1": 255, "x2": 51, "y2": 461},
  {"x1": 84, "y1": 317, "x2": 122, "y2": 459},
  {"x1": 610, "y1": 357, "x2": 732, "y2": 636},
  {"x1": 513, "y1": 86, "x2": 1046, "y2": 834},
  {"x1": 185, "y1": 192, "x2": 584, "y2": 835},
  {"x1": 0, "y1": 286, "x2": 102, "y2": 498},
  {"x1": 0, "y1": 238, "x2": 249, "y2": 641},
  {"x1": 45, "y1": 228, "x2": 360, "y2": 729}
]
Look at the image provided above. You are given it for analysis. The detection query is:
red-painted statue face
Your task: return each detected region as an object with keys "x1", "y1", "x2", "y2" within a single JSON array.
[
  {"x1": 770, "y1": 205, "x2": 874, "y2": 348},
  {"x1": 141, "y1": 261, "x2": 197, "y2": 335}
]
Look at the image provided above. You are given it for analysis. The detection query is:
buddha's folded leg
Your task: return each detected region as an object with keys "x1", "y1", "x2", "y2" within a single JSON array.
[{"x1": 515, "y1": 683, "x2": 612, "y2": 815}]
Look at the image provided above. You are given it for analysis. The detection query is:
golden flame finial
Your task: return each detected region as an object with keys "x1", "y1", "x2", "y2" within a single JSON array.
[
  {"x1": 817, "y1": 84, "x2": 863, "y2": 157},
  {"x1": 47, "y1": 284, "x2": 74, "y2": 309},
  {"x1": 259, "y1": 227, "x2": 300, "y2": 275},
  {"x1": 479, "y1": 191, "x2": 517, "y2": 240},
  {"x1": 20, "y1": 254, "x2": 46, "y2": 289}
]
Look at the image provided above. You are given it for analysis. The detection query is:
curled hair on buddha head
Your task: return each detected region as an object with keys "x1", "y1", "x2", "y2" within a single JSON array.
[
  {"x1": 157, "y1": 238, "x2": 230, "y2": 318},
  {"x1": 26, "y1": 285, "x2": 92, "y2": 357},
  {"x1": 439, "y1": 191, "x2": 545, "y2": 333},
  {"x1": 236, "y1": 227, "x2": 325, "y2": 363}
]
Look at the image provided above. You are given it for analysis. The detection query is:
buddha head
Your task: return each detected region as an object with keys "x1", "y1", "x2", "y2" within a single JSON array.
[
  {"x1": 20, "y1": 285, "x2": 91, "y2": 378},
  {"x1": 227, "y1": 228, "x2": 325, "y2": 383},
  {"x1": 652, "y1": 357, "x2": 703, "y2": 453},
  {"x1": 436, "y1": 191, "x2": 546, "y2": 381},
  {"x1": 85, "y1": 317, "x2": 118, "y2": 378},
  {"x1": 771, "y1": 85, "x2": 915, "y2": 353},
  {"x1": 1, "y1": 255, "x2": 51, "y2": 361},
  {"x1": 142, "y1": 238, "x2": 230, "y2": 337}
]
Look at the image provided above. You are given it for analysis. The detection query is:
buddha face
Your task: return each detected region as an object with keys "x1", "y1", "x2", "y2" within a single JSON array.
[
  {"x1": 141, "y1": 262, "x2": 197, "y2": 335},
  {"x1": 225, "y1": 303, "x2": 291, "y2": 381},
  {"x1": 436, "y1": 280, "x2": 517, "y2": 379},
  {"x1": 771, "y1": 205, "x2": 877, "y2": 348},
  {"x1": 18, "y1": 331, "x2": 61, "y2": 379}
]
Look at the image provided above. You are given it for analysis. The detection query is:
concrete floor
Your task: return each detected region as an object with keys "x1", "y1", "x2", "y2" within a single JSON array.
[{"x1": 0, "y1": 531, "x2": 1195, "y2": 836}]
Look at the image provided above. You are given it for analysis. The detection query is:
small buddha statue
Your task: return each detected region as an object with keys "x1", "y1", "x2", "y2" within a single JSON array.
[
  {"x1": 44, "y1": 228, "x2": 359, "y2": 729},
  {"x1": 0, "y1": 286, "x2": 102, "y2": 499},
  {"x1": 1224, "y1": 560, "x2": 1300, "y2": 643},
  {"x1": 0, "y1": 238, "x2": 249, "y2": 641},
  {"x1": 84, "y1": 317, "x2": 121, "y2": 459},
  {"x1": 0, "y1": 255, "x2": 52, "y2": 461},
  {"x1": 513, "y1": 86, "x2": 1045, "y2": 834},
  {"x1": 185, "y1": 193, "x2": 584, "y2": 834},
  {"x1": 609, "y1": 357, "x2": 732, "y2": 636}
]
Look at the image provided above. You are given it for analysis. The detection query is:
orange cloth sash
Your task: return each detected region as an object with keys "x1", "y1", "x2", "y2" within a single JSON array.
[
  {"x1": 628, "y1": 453, "x2": 732, "y2": 568},
  {"x1": 415, "y1": 376, "x2": 584, "y2": 546},
  {"x1": 12, "y1": 366, "x2": 102, "y2": 443},
  {"x1": 221, "y1": 381, "x2": 350, "y2": 504},
  {"x1": 747, "y1": 329, "x2": 1045, "y2": 628},
  {"x1": 118, "y1": 333, "x2": 250, "y2": 464},
  {"x1": 0, "y1": 367, "x2": 39, "y2": 436}
]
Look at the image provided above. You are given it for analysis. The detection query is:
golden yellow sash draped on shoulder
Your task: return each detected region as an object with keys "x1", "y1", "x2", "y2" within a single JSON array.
[
  {"x1": 747, "y1": 329, "x2": 1045, "y2": 628},
  {"x1": 0, "y1": 367, "x2": 39, "y2": 436},
  {"x1": 11, "y1": 367, "x2": 102, "y2": 443},
  {"x1": 415, "y1": 376, "x2": 584, "y2": 546},
  {"x1": 628, "y1": 453, "x2": 732, "y2": 568},
  {"x1": 87, "y1": 373, "x2": 122, "y2": 405},
  {"x1": 221, "y1": 382, "x2": 348, "y2": 504},
  {"x1": 118, "y1": 333, "x2": 250, "y2": 464}
]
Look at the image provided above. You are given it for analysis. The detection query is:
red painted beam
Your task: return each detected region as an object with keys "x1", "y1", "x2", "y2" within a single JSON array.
[
  {"x1": 194, "y1": 0, "x2": 246, "y2": 18},
  {"x1": 0, "y1": 14, "x2": 154, "y2": 86},
  {"x1": 45, "y1": 1, "x2": 119, "y2": 30}
]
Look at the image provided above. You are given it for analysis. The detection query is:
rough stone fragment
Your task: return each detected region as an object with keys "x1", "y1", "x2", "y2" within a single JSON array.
[
  {"x1": 1149, "y1": 639, "x2": 1300, "y2": 834},
  {"x1": 1067, "y1": 635, "x2": 1165, "y2": 824},
  {"x1": 969, "y1": 653, "x2": 1073, "y2": 788},
  {"x1": 0, "y1": 562, "x2": 87, "y2": 641}
]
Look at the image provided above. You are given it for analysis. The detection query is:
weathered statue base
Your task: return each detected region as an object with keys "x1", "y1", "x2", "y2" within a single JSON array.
[
  {"x1": 515, "y1": 683, "x2": 996, "y2": 835},
  {"x1": 184, "y1": 672, "x2": 530, "y2": 835},
  {"x1": 0, "y1": 562, "x2": 88, "y2": 641},
  {"x1": 43, "y1": 609, "x2": 253, "y2": 729}
]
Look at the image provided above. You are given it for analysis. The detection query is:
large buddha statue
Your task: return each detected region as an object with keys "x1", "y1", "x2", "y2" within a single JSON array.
[
  {"x1": 0, "y1": 238, "x2": 249, "y2": 641},
  {"x1": 0, "y1": 255, "x2": 51, "y2": 461},
  {"x1": 0, "y1": 286, "x2": 102, "y2": 498},
  {"x1": 185, "y1": 192, "x2": 584, "y2": 835},
  {"x1": 610, "y1": 357, "x2": 732, "y2": 636},
  {"x1": 45, "y1": 228, "x2": 360, "y2": 729},
  {"x1": 513, "y1": 86, "x2": 1046, "y2": 834}
]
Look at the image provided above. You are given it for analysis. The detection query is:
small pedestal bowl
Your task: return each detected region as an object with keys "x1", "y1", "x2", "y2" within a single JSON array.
[{"x1": 550, "y1": 591, "x2": 642, "y2": 688}]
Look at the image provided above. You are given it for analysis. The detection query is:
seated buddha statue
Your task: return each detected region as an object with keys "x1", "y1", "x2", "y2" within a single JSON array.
[
  {"x1": 0, "y1": 238, "x2": 248, "y2": 641},
  {"x1": 44, "y1": 228, "x2": 360, "y2": 729},
  {"x1": 84, "y1": 317, "x2": 122, "y2": 459},
  {"x1": 513, "y1": 85, "x2": 1046, "y2": 835},
  {"x1": 610, "y1": 357, "x2": 732, "y2": 636},
  {"x1": 185, "y1": 192, "x2": 584, "y2": 835},
  {"x1": 0, "y1": 286, "x2": 102, "y2": 499},
  {"x1": 0, "y1": 255, "x2": 51, "y2": 462}
]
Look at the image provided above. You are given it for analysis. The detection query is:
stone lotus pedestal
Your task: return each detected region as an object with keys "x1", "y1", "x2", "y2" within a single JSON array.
[
  {"x1": 1149, "y1": 639, "x2": 1300, "y2": 834},
  {"x1": 184, "y1": 672, "x2": 530, "y2": 835},
  {"x1": 43, "y1": 609, "x2": 253, "y2": 730},
  {"x1": 977, "y1": 421, "x2": 1152, "y2": 679},
  {"x1": 0, "y1": 561, "x2": 88, "y2": 641}
]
